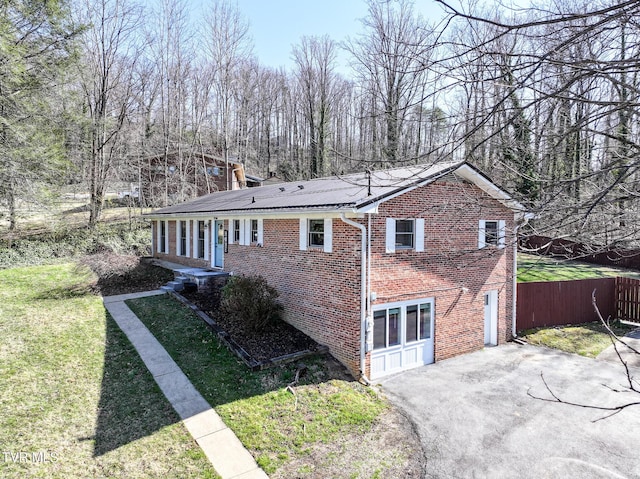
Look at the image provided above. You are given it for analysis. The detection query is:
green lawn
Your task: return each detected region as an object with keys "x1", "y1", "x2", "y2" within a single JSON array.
[
  {"x1": 517, "y1": 253, "x2": 640, "y2": 282},
  {"x1": 0, "y1": 264, "x2": 218, "y2": 479},
  {"x1": 519, "y1": 321, "x2": 635, "y2": 358},
  {"x1": 127, "y1": 295, "x2": 417, "y2": 478}
]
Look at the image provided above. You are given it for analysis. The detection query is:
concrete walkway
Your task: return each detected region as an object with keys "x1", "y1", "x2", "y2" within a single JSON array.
[
  {"x1": 596, "y1": 327, "x2": 640, "y2": 370},
  {"x1": 103, "y1": 291, "x2": 268, "y2": 479}
]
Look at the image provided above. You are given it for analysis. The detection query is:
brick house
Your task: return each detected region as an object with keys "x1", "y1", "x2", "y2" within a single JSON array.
[
  {"x1": 146, "y1": 161, "x2": 527, "y2": 380},
  {"x1": 139, "y1": 152, "x2": 263, "y2": 206}
]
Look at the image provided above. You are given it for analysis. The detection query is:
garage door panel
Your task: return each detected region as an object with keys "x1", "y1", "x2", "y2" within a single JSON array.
[{"x1": 370, "y1": 298, "x2": 435, "y2": 380}]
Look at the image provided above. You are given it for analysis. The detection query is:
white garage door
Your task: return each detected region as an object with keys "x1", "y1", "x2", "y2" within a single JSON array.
[{"x1": 370, "y1": 298, "x2": 435, "y2": 380}]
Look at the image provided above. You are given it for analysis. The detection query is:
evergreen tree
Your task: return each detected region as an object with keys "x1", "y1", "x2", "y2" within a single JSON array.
[{"x1": 0, "y1": 0, "x2": 77, "y2": 230}]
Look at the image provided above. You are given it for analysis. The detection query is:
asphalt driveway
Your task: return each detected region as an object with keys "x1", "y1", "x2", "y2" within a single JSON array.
[{"x1": 379, "y1": 343, "x2": 640, "y2": 479}]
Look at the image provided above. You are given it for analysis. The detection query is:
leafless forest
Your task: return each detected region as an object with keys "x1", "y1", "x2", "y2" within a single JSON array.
[{"x1": 2, "y1": 0, "x2": 640, "y2": 250}]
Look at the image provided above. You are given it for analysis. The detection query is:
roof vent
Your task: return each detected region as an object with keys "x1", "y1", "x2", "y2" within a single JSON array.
[
  {"x1": 298, "y1": 185, "x2": 304, "y2": 190},
  {"x1": 252, "y1": 196, "x2": 255, "y2": 203},
  {"x1": 279, "y1": 187, "x2": 285, "y2": 192}
]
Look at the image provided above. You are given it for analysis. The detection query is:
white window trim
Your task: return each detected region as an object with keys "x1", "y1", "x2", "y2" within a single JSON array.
[
  {"x1": 371, "y1": 297, "x2": 435, "y2": 351},
  {"x1": 176, "y1": 220, "x2": 182, "y2": 256},
  {"x1": 230, "y1": 219, "x2": 242, "y2": 245},
  {"x1": 301, "y1": 218, "x2": 332, "y2": 252},
  {"x1": 386, "y1": 218, "x2": 424, "y2": 253},
  {"x1": 155, "y1": 220, "x2": 160, "y2": 255},
  {"x1": 158, "y1": 220, "x2": 168, "y2": 254},
  {"x1": 479, "y1": 219, "x2": 506, "y2": 249},
  {"x1": 239, "y1": 219, "x2": 247, "y2": 246},
  {"x1": 323, "y1": 218, "x2": 332, "y2": 253},
  {"x1": 204, "y1": 221, "x2": 210, "y2": 260},
  {"x1": 192, "y1": 220, "x2": 198, "y2": 258},
  {"x1": 299, "y1": 218, "x2": 308, "y2": 251},
  {"x1": 415, "y1": 218, "x2": 425, "y2": 252},
  {"x1": 185, "y1": 220, "x2": 191, "y2": 257},
  {"x1": 257, "y1": 218, "x2": 264, "y2": 245}
]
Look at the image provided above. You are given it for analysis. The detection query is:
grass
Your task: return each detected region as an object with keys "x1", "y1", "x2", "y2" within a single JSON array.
[
  {"x1": 519, "y1": 321, "x2": 635, "y2": 358},
  {"x1": 0, "y1": 263, "x2": 218, "y2": 479},
  {"x1": 517, "y1": 253, "x2": 640, "y2": 282},
  {"x1": 126, "y1": 295, "x2": 414, "y2": 478}
]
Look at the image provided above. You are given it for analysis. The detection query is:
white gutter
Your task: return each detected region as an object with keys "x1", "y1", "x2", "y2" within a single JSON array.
[
  {"x1": 512, "y1": 213, "x2": 534, "y2": 337},
  {"x1": 340, "y1": 213, "x2": 371, "y2": 384}
]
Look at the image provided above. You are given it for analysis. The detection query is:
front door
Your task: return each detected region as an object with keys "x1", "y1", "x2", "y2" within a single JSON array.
[
  {"x1": 484, "y1": 290, "x2": 498, "y2": 346},
  {"x1": 213, "y1": 220, "x2": 224, "y2": 268}
]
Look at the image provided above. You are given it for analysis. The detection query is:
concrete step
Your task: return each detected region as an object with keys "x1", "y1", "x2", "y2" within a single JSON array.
[{"x1": 166, "y1": 281, "x2": 185, "y2": 292}]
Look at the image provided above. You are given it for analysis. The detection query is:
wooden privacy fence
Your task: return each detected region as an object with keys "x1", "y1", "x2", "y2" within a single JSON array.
[
  {"x1": 516, "y1": 278, "x2": 616, "y2": 331},
  {"x1": 616, "y1": 277, "x2": 640, "y2": 323}
]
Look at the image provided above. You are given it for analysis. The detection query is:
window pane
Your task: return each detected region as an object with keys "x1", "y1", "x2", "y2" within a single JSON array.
[
  {"x1": 309, "y1": 219, "x2": 324, "y2": 247},
  {"x1": 388, "y1": 308, "x2": 400, "y2": 346},
  {"x1": 217, "y1": 223, "x2": 224, "y2": 245},
  {"x1": 396, "y1": 220, "x2": 414, "y2": 233},
  {"x1": 395, "y1": 220, "x2": 414, "y2": 248},
  {"x1": 373, "y1": 310, "x2": 386, "y2": 350},
  {"x1": 420, "y1": 304, "x2": 432, "y2": 340},
  {"x1": 233, "y1": 220, "x2": 239, "y2": 242},
  {"x1": 198, "y1": 221, "x2": 205, "y2": 258},
  {"x1": 406, "y1": 305, "x2": 418, "y2": 342},
  {"x1": 180, "y1": 221, "x2": 187, "y2": 255},
  {"x1": 485, "y1": 221, "x2": 498, "y2": 245},
  {"x1": 251, "y1": 219, "x2": 258, "y2": 242}
]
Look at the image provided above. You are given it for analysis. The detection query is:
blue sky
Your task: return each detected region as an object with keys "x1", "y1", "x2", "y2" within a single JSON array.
[{"x1": 189, "y1": 0, "x2": 449, "y2": 73}]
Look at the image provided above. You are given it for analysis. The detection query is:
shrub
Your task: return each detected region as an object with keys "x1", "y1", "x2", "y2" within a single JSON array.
[{"x1": 220, "y1": 275, "x2": 283, "y2": 332}]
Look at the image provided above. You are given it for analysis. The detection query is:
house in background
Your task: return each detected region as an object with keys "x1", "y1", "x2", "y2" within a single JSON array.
[
  {"x1": 146, "y1": 160, "x2": 527, "y2": 380},
  {"x1": 138, "y1": 152, "x2": 263, "y2": 206}
]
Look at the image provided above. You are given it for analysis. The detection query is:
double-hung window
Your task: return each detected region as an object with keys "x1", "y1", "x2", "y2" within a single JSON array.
[
  {"x1": 299, "y1": 218, "x2": 332, "y2": 252},
  {"x1": 308, "y1": 219, "x2": 325, "y2": 247},
  {"x1": 233, "y1": 220, "x2": 240, "y2": 243},
  {"x1": 395, "y1": 220, "x2": 414, "y2": 249},
  {"x1": 179, "y1": 220, "x2": 187, "y2": 256},
  {"x1": 478, "y1": 220, "x2": 505, "y2": 249},
  {"x1": 385, "y1": 218, "x2": 424, "y2": 253},
  {"x1": 197, "y1": 221, "x2": 206, "y2": 259},
  {"x1": 159, "y1": 220, "x2": 167, "y2": 254},
  {"x1": 251, "y1": 219, "x2": 259, "y2": 243}
]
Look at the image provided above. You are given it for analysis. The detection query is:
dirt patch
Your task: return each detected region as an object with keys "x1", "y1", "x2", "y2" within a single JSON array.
[{"x1": 80, "y1": 253, "x2": 174, "y2": 296}]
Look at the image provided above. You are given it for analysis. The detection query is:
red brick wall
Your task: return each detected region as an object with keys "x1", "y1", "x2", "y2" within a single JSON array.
[
  {"x1": 224, "y1": 218, "x2": 363, "y2": 375},
  {"x1": 366, "y1": 180, "x2": 514, "y2": 375},
  {"x1": 150, "y1": 178, "x2": 515, "y2": 379}
]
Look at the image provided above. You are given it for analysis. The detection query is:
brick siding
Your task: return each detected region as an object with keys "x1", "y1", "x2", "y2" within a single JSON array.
[{"x1": 151, "y1": 178, "x2": 515, "y2": 379}]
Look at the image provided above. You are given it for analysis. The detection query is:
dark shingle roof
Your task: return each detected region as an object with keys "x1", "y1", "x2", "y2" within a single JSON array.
[{"x1": 148, "y1": 160, "x2": 519, "y2": 216}]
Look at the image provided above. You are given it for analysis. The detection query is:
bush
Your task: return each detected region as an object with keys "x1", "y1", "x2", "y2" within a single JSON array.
[
  {"x1": 0, "y1": 221, "x2": 152, "y2": 269},
  {"x1": 220, "y1": 275, "x2": 283, "y2": 332}
]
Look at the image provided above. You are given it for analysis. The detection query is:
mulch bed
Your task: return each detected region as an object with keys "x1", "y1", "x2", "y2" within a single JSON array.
[
  {"x1": 82, "y1": 253, "x2": 322, "y2": 364},
  {"x1": 80, "y1": 253, "x2": 175, "y2": 296},
  {"x1": 181, "y1": 286, "x2": 321, "y2": 362}
]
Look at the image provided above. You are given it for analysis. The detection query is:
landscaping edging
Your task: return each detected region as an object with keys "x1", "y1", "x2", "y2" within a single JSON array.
[{"x1": 167, "y1": 290, "x2": 327, "y2": 371}]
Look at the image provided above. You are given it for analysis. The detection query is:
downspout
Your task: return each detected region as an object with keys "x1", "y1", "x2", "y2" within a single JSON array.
[
  {"x1": 340, "y1": 213, "x2": 371, "y2": 384},
  {"x1": 512, "y1": 213, "x2": 533, "y2": 337}
]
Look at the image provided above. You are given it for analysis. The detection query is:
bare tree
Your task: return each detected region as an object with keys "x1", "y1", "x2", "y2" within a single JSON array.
[
  {"x1": 292, "y1": 35, "x2": 340, "y2": 178},
  {"x1": 201, "y1": 0, "x2": 253, "y2": 190},
  {"x1": 346, "y1": 0, "x2": 435, "y2": 167},
  {"x1": 75, "y1": 0, "x2": 143, "y2": 227}
]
